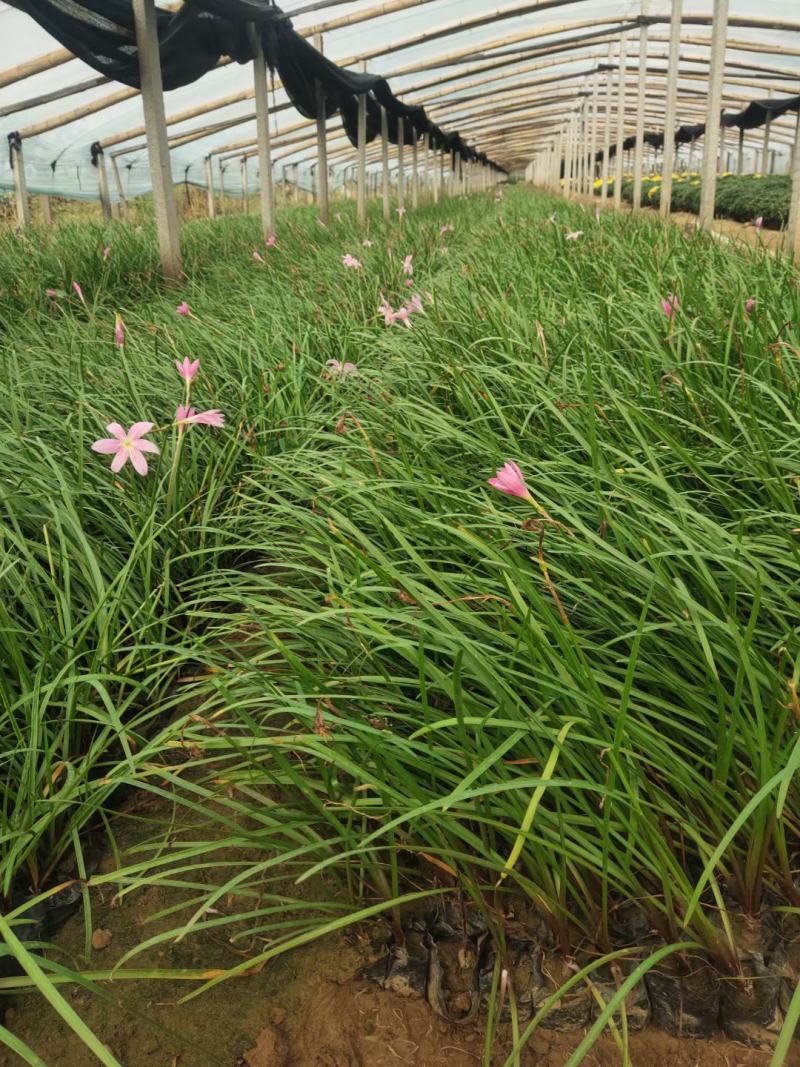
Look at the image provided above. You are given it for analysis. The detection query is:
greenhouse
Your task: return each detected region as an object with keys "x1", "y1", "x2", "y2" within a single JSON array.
[{"x1": 1, "y1": 1, "x2": 800, "y2": 1064}]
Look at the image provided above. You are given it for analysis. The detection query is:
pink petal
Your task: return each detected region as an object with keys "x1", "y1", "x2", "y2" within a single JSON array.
[
  {"x1": 128, "y1": 421, "x2": 155, "y2": 440},
  {"x1": 110, "y1": 450, "x2": 128, "y2": 473},
  {"x1": 129, "y1": 449, "x2": 149, "y2": 476},
  {"x1": 137, "y1": 439, "x2": 160, "y2": 454},
  {"x1": 91, "y1": 438, "x2": 122, "y2": 455},
  {"x1": 105, "y1": 422, "x2": 127, "y2": 440}
]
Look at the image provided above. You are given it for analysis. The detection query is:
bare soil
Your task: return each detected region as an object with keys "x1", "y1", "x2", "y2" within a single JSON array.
[{"x1": 2, "y1": 787, "x2": 796, "y2": 1067}]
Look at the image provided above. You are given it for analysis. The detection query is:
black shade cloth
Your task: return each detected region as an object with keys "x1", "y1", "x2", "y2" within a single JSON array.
[{"x1": 7, "y1": 0, "x2": 506, "y2": 171}]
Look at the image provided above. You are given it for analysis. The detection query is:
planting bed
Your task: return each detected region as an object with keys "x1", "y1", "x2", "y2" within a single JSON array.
[{"x1": 1, "y1": 186, "x2": 800, "y2": 1064}]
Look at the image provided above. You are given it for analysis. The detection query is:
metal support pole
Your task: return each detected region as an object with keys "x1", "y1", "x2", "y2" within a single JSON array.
[
  {"x1": 381, "y1": 106, "x2": 390, "y2": 221},
  {"x1": 132, "y1": 0, "x2": 181, "y2": 281},
  {"x1": 253, "y1": 30, "x2": 275, "y2": 238},
  {"x1": 660, "y1": 0, "x2": 683, "y2": 219},
  {"x1": 632, "y1": 0, "x2": 649, "y2": 210},
  {"x1": 613, "y1": 33, "x2": 627, "y2": 210},
  {"x1": 698, "y1": 0, "x2": 729, "y2": 229}
]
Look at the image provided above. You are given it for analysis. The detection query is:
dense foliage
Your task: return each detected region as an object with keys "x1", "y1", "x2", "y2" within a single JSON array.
[{"x1": 1, "y1": 188, "x2": 799, "y2": 1063}]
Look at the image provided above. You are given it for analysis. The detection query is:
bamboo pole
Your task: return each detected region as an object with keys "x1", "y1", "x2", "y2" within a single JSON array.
[
  {"x1": 253, "y1": 30, "x2": 276, "y2": 239},
  {"x1": 411, "y1": 132, "x2": 420, "y2": 209},
  {"x1": 660, "y1": 0, "x2": 683, "y2": 219},
  {"x1": 10, "y1": 137, "x2": 30, "y2": 228},
  {"x1": 0, "y1": 75, "x2": 109, "y2": 120},
  {"x1": 760, "y1": 113, "x2": 772, "y2": 174},
  {"x1": 110, "y1": 156, "x2": 128, "y2": 219},
  {"x1": 241, "y1": 157, "x2": 250, "y2": 214},
  {"x1": 40, "y1": 195, "x2": 53, "y2": 226},
  {"x1": 698, "y1": 0, "x2": 729, "y2": 229},
  {"x1": 423, "y1": 131, "x2": 431, "y2": 202},
  {"x1": 588, "y1": 71, "x2": 598, "y2": 194},
  {"x1": 788, "y1": 112, "x2": 800, "y2": 262},
  {"x1": 19, "y1": 88, "x2": 139, "y2": 140},
  {"x1": 613, "y1": 33, "x2": 628, "y2": 209},
  {"x1": 95, "y1": 149, "x2": 113, "y2": 223},
  {"x1": 204, "y1": 157, "x2": 216, "y2": 217},
  {"x1": 313, "y1": 33, "x2": 330, "y2": 226},
  {"x1": 397, "y1": 118, "x2": 405, "y2": 211},
  {"x1": 632, "y1": 0, "x2": 649, "y2": 209},
  {"x1": 381, "y1": 107, "x2": 391, "y2": 220},
  {"x1": 0, "y1": 48, "x2": 73, "y2": 90}
]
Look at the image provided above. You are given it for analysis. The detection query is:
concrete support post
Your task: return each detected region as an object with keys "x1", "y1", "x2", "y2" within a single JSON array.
[
  {"x1": 660, "y1": 0, "x2": 683, "y2": 219},
  {"x1": 613, "y1": 33, "x2": 628, "y2": 210},
  {"x1": 698, "y1": 0, "x2": 729, "y2": 229},
  {"x1": 632, "y1": 0, "x2": 649, "y2": 210},
  {"x1": 132, "y1": 0, "x2": 182, "y2": 281}
]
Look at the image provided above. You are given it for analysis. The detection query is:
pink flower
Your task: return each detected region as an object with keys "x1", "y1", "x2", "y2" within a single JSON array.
[
  {"x1": 342, "y1": 254, "x2": 362, "y2": 269},
  {"x1": 404, "y1": 279, "x2": 414, "y2": 288},
  {"x1": 102, "y1": 246, "x2": 111, "y2": 261},
  {"x1": 175, "y1": 405, "x2": 225, "y2": 428},
  {"x1": 72, "y1": 281, "x2": 85, "y2": 304},
  {"x1": 176, "y1": 301, "x2": 191, "y2": 316},
  {"x1": 378, "y1": 294, "x2": 396, "y2": 327},
  {"x1": 266, "y1": 234, "x2": 277, "y2": 247},
  {"x1": 661, "y1": 293, "x2": 680, "y2": 319},
  {"x1": 565, "y1": 231, "x2": 583, "y2": 241},
  {"x1": 402, "y1": 254, "x2": 413, "y2": 276},
  {"x1": 91, "y1": 421, "x2": 160, "y2": 477},
  {"x1": 252, "y1": 250, "x2": 265, "y2": 263},
  {"x1": 363, "y1": 239, "x2": 373, "y2": 248},
  {"x1": 114, "y1": 314, "x2": 125, "y2": 348},
  {"x1": 45, "y1": 288, "x2": 59, "y2": 298},
  {"x1": 439, "y1": 224, "x2": 453, "y2": 236},
  {"x1": 489, "y1": 461, "x2": 532, "y2": 501},
  {"x1": 407, "y1": 294, "x2": 423, "y2": 314},
  {"x1": 754, "y1": 216, "x2": 763, "y2": 231},
  {"x1": 396, "y1": 206, "x2": 406, "y2": 217},
  {"x1": 326, "y1": 359, "x2": 358, "y2": 378},
  {"x1": 745, "y1": 298, "x2": 756, "y2": 315},
  {"x1": 393, "y1": 306, "x2": 411, "y2": 328},
  {"x1": 175, "y1": 357, "x2": 200, "y2": 384}
]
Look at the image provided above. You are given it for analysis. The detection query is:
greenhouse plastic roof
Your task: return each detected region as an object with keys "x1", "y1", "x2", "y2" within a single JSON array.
[{"x1": 1, "y1": 0, "x2": 799, "y2": 201}]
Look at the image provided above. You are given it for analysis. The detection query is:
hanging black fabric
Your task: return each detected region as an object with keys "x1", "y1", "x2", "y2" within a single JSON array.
[{"x1": 7, "y1": 0, "x2": 506, "y2": 171}]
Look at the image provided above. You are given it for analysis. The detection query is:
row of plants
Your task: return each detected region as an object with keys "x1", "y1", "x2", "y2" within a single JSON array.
[
  {"x1": 594, "y1": 172, "x2": 792, "y2": 228},
  {"x1": 1, "y1": 188, "x2": 800, "y2": 1064}
]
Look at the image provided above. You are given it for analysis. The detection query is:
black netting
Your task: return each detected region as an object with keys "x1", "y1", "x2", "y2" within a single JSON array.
[{"x1": 6, "y1": 0, "x2": 507, "y2": 171}]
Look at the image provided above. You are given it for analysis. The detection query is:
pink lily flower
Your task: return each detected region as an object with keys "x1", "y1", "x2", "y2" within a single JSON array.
[
  {"x1": 489, "y1": 461, "x2": 532, "y2": 501},
  {"x1": 378, "y1": 295, "x2": 396, "y2": 327},
  {"x1": 102, "y1": 246, "x2": 111, "y2": 261},
  {"x1": 266, "y1": 234, "x2": 277, "y2": 247},
  {"x1": 565, "y1": 231, "x2": 583, "y2": 241},
  {"x1": 661, "y1": 293, "x2": 680, "y2": 319},
  {"x1": 114, "y1": 314, "x2": 125, "y2": 348},
  {"x1": 252, "y1": 250, "x2": 265, "y2": 263},
  {"x1": 342, "y1": 253, "x2": 362, "y2": 269},
  {"x1": 326, "y1": 359, "x2": 358, "y2": 377},
  {"x1": 745, "y1": 298, "x2": 756, "y2": 315},
  {"x1": 402, "y1": 254, "x2": 413, "y2": 276},
  {"x1": 176, "y1": 357, "x2": 200, "y2": 384},
  {"x1": 363, "y1": 239, "x2": 373, "y2": 248},
  {"x1": 394, "y1": 306, "x2": 412, "y2": 328},
  {"x1": 407, "y1": 294, "x2": 423, "y2": 314},
  {"x1": 754, "y1": 216, "x2": 763, "y2": 231},
  {"x1": 46, "y1": 288, "x2": 59, "y2": 298},
  {"x1": 176, "y1": 301, "x2": 191, "y2": 316},
  {"x1": 72, "y1": 281, "x2": 85, "y2": 305},
  {"x1": 175, "y1": 404, "x2": 225, "y2": 428},
  {"x1": 396, "y1": 206, "x2": 406, "y2": 217},
  {"x1": 91, "y1": 421, "x2": 160, "y2": 476}
]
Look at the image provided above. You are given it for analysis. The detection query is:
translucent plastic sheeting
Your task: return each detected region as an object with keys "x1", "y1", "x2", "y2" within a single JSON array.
[{"x1": 1, "y1": 0, "x2": 799, "y2": 202}]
